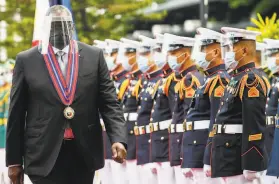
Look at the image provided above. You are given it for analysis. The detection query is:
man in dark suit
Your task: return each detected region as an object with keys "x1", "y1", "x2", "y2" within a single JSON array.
[{"x1": 6, "y1": 5, "x2": 127, "y2": 184}]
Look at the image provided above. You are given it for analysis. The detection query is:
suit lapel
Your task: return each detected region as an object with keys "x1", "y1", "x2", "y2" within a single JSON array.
[{"x1": 73, "y1": 43, "x2": 83, "y2": 102}]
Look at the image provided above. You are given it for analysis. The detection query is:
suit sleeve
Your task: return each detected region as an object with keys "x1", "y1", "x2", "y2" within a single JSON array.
[
  {"x1": 97, "y1": 50, "x2": 127, "y2": 148},
  {"x1": 241, "y1": 75, "x2": 267, "y2": 171},
  {"x1": 6, "y1": 56, "x2": 28, "y2": 167}
]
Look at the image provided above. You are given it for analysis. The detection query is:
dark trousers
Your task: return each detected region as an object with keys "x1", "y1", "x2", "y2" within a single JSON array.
[{"x1": 29, "y1": 140, "x2": 95, "y2": 184}]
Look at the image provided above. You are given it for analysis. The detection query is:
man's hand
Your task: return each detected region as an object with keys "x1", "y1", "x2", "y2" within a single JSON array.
[
  {"x1": 111, "y1": 142, "x2": 127, "y2": 163},
  {"x1": 8, "y1": 166, "x2": 24, "y2": 184}
]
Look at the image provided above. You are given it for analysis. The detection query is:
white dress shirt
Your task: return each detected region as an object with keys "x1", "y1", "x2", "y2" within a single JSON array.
[{"x1": 53, "y1": 46, "x2": 69, "y2": 78}]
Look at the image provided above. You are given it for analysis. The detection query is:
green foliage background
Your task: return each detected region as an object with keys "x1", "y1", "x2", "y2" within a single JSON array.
[{"x1": 0, "y1": 0, "x2": 166, "y2": 60}]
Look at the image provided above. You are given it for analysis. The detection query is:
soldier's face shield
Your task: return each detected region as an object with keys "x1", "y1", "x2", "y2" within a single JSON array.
[
  {"x1": 266, "y1": 48, "x2": 279, "y2": 74},
  {"x1": 116, "y1": 44, "x2": 136, "y2": 71},
  {"x1": 191, "y1": 35, "x2": 222, "y2": 70},
  {"x1": 136, "y1": 44, "x2": 156, "y2": 73},
  {"x1": 40, "y1": 5, "x2": 76, "y2": 54}
]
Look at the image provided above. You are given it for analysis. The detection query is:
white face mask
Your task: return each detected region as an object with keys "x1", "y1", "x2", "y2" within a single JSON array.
[
  {"x1": 153, "y1": 52, "x2": 167, "y2": 69},
  {"x1": 224, "y1": 51, "x2": 238, "y2": 70},
  {"x1": 105, "y1": 56, "x2": 117, "y2": 71},
  {"x1": 117, "y1": 55, "x2": 135, "y2": 71},
  {"x1": 167, "y1": 52, "x2": 186, "y2": 71},
  {"x1": 195, "y1": 52, "x2": 211, "y2": 70},
  {"x1": 267, "y1": 57, "x2": 279, "y2": 74},
  {"x1": 137, "y1": 56, "x2": 150, "y2": 73},
  {"x1": 224, "y1": 48, "x2": 244, "y2": 70}
]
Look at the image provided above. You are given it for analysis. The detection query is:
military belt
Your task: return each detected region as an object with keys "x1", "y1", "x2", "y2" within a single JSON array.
[
  {"x1": 183, "y1": 120, "x2": 210, "y2": 131},
  {"x1": 266, "y1": 116, "x2": 276, "y2": 125},
  {"x1": 212, "y1": 124, "x2": 243, "y2": 134},
  {"x1": 124, "y1": 112, "x2": 138, "y2": 121},
  {"x1": 134, "y1": 125, "x2": 150, "y2": 136},
  {"x1": 169, "y1": 123, "x2": 184, "y2": 133},
  {"x1": 150, "y1": 119, "x2": 172, "y2": 132}
]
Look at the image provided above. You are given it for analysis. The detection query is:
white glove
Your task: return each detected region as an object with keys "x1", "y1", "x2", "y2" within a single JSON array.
[
  {"x1": 243, "y1": 170, "x2": 263, "y2": 181},
  {"x1": 203, "y1": 164, "x2": 211, "y2": 177},
  {"x1": 182, "y1": 168, "x2": 193, "y2": 178}
]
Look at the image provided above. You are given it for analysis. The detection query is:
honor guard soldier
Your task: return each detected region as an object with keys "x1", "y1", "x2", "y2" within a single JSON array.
[
  {"x1": 180, "y1": 28, "x2": 229, "y2": 184},
  {"x1": 164, "y1": 33, "x2": 205, "y2": 184},
  {"x1": 265, "y1": 39, "x2": 279, "y2": 183},
  {"x1": 105, "y1": 39, "x2": 129, "y2": 184},
  {"x1": 256, "y1": 42, "x2": 268, "y2": 78},
  {"x1": 93, "y1": 39, "x2": 114, "y2": 184},
  {"x1": 262, "y1": 40, "x2": 276, "y2": 159},
  {"x1": 135, "y1": 35, "x2": 164, "y2": 184},
  {"x1": 211, "y1": 27, "x2": 270, "y2": 183},
  {"x1": 147, "y1": 33, "x2": 176, "y2": 184},
  {"x1": 118, "y1": 38, "x2": 142, "y2": 184}
]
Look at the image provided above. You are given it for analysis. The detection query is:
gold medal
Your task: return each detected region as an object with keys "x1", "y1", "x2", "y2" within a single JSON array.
[{"x1": 64, "y1": 106, "x2": 75, "y2": 119}]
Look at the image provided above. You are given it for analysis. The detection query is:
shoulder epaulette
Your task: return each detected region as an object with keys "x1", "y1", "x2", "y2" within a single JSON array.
[
  {"x1": 176, "y1": 73, "x2": 201, "y2": 99},
  {"x1": 204, "y1": 76, "x2": 218, "y2": 94},
  {"x1": 163, "y1": 73, "x2": 175, "y2": 96},
  {"x1": 118, "y1": 79, "x2": 130, "y2": 101},
  {"x1": 239, "y1": 73, "x2": 267, "y2": 101},
  {"x1": 132, "y1": 78, "x2": 142, "y2": 100}
]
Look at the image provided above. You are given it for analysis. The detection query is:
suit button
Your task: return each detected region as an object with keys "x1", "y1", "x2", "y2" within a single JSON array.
[
  {"x1": 161, "y1": 137, "x2": 164, "y2": 140},
  {"x1": 148, "y1": 139, "x2": 151, "y2": 143},
  {"x1": 226, "y1": 142, "x2": 229, "y2": 147},
  {"x1": 130, "y1": 130, "x2": 133, "y2": 134},
  {"x1": 193, "y1": 140, "x2": 196, "y2": 144},
  {"x1": 177, "y1": 139, "x2": 180, "y2": 143}
]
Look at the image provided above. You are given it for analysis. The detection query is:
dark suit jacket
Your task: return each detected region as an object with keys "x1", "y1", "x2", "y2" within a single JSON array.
[{"x1": 5, "y1": 42, "x2": 127, "y2": 177}]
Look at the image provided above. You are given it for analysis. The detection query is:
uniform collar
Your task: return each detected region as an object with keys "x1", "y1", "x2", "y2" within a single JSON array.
[
  {"x1": 112, "y1": 70, "x2": 127, "y2": 81},
  {"x1": 52, "y1": 45, "x2": 69, "y2": 54},
  {"x1": 130, "y1": 70, "x2": 142, "y2": 79},
  {"x1": 177, "y1": 65, "x2": 197, "y2": 78},
  {"x1": 231, "y1": 62, "x2": 255, "y2": 75},
  {"x1": 146, "y1": 70, "x2": 163, "y2": 79},
  {"x1": 162, "y1": 67, "x2": 173, "y2": 78},
  {"x1": 204, "y1": 64, "x2": 225, "y2": 76}
]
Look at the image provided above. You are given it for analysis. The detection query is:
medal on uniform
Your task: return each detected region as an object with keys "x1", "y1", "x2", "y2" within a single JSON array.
[
  {"x1": 63, "y1": 106, "x2": 75, "y2": 119},
  {"x1": 43, "y1": 40, "x2": 79, "y2": 119}
]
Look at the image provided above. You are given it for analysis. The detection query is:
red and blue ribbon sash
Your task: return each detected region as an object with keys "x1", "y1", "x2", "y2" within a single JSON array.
[{"x1": 43, "y1": 40, "x2": 79, "y2": 105}]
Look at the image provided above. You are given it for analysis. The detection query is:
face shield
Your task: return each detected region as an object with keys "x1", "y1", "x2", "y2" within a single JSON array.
[
  {"x1": 191, "y1": 35, "x2": 221, "y2": 70},
  {"x1": 163, "y1": 42, "x2": 188, "y2": 72},
  {"x1": 137, "y1": 44, "x2": 154, "y2": 73},
  {"x1": 220, "y1": 35, "x2": 239, "y2": 70},
  {"x1": 152, "y1": 43, "x2": 167, "y2": 70},
  {"x1": 116, "y1": 44, "x2": 137, "y2": 71},
  {"x1": 40, "y1": 5, "x2": 76, "y2": 54},
  {"x1": 104, "y1": 46, "x2": 119, "y2": 71},
  {"x1": 266, "y1": 48, "x2": 279, "y2": 74}
]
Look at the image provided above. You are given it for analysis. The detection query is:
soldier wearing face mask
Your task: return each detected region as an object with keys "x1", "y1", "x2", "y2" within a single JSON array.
[
  {"x1": 134, "y1": 35, "x2": 171, "y2": 184},
  {"x1": 113, "y1": 38, "x2": 142, "y2": 184},
  {"x1": 181, "y1": 28, "x2": 230, "y2": 184},
  {"x1": 211, "y1": 27, "x2": 270, "y2": 183},
  {"x1": 162, "y1": 33, "x2": 204, "y2": 184},
  {"x1": 146, "y1": 33, "x2": 179, "y2": 184},
  {"x1": 264, "y1": 39, "x2": 279, "y2": 184}
]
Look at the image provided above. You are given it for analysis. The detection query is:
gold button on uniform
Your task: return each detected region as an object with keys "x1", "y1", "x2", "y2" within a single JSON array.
[
  {"x1": 148, "y1": 139, "x2": 151, "y2": 143},
  {"x1": 161, "y1": 137, "x2": 164, "y2": 140},
  {"x1": 226, "y1": 142, "x2": 229, "y2": 147},
  {"x1": 130, "y1": 130, "x2": 133, "y2": 134},
  {"x1": 193, "y1": 140, "x2": 196, "y2": 144}
]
